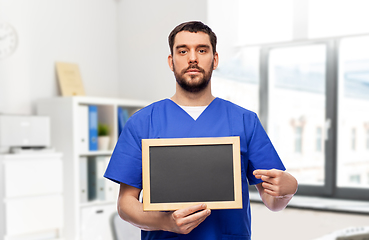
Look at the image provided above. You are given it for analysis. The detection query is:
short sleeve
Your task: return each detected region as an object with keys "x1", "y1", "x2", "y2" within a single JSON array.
[
  {"x1": 104, "y1": 117, "x2": 143, "y2": 189},
  {"x1": 245, "y1": 114, "x2": 285, "y2": 185}
]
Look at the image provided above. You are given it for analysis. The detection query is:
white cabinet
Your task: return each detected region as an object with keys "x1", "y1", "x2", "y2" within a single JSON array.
[
  {"x1": 0, "y1": 153, "x2": 64, "y2": 240},
  {"x1": 80, "y1": 204, "x2": 116, "y2": 240},
  {"x1": 36, "y1": 96, "x2": 146, "y2": 240}
]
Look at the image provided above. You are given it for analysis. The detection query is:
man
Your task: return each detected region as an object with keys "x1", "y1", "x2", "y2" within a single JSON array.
[{"x1": 104, "y1": 21, "x2": 298, "y2": 240}]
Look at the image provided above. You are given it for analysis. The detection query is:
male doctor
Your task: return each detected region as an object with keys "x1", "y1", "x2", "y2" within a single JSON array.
[{"x1": 104, "y1": 21, "x2": 298, "y2": 240}]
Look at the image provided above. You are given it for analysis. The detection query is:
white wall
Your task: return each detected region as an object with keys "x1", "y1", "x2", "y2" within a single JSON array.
[
  {"x1": 0, "y1": 0, "x2": 208, "y2": 114},
  {"x1": 0, "y1": 0, "x2": 120, "y2": 115},
  {"x1": 207, "y1": 0, "x2": 240, "y2": 65},
  {"x1": 116, "y1": 0, "x2": 208, "y2": 102}
]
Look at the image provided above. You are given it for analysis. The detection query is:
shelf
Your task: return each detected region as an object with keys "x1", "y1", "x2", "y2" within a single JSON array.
[
  {"x1": 36, "y1": 96, "x2": 147, "y2": 240},
  {"x1": 79, "y1": 150, "x2": 113, "y2": 157}
]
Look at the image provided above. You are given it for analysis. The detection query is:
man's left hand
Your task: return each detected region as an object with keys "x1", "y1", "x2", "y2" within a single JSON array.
[{"x1": 253, "y1": 169, "x2": 298, "y2": 198}]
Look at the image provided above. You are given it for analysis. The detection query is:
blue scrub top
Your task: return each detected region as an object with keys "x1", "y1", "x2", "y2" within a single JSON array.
[{"x1": 104, "y1": 98, "x2": 285, "y2": 240}]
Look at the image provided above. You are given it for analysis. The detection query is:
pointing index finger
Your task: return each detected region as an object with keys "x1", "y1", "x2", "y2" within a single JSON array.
[{"x1": 253, "y1": 169, "x2": 276, "y2": 177}]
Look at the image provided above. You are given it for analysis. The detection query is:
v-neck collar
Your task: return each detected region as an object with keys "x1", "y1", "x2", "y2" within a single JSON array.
[
  {"x1": 167, "y1": 97, "x2": 219, "y2": 122},
  {"x1": 178, "y1": 105, "x2": 207, "y2": 120}
]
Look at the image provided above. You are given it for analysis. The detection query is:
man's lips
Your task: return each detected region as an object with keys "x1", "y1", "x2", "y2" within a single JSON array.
[{"x1": 186, "y1": 68, "x2": 201, "y2": 74}]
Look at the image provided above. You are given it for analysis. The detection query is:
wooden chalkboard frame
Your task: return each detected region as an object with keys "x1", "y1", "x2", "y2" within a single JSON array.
[{"x1": 142, "y1": 136, "x2": 242, "y2": 211}]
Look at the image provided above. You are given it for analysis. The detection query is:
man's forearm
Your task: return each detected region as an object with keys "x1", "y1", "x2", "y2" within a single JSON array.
[
  {"x1": 117, "y1": 183, "x2": 211, "y2": 234},
  {"x1": 118, "y1": 193, "x2": 172, "y2": 231},
  {"x1": 259, "y1": 191, "x2": 294, "y2": 212}
]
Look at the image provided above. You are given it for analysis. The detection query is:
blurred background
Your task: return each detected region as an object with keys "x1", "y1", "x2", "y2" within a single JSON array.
[{"x1": 0, "y1": 0, "x2": 368, "y2": 239}]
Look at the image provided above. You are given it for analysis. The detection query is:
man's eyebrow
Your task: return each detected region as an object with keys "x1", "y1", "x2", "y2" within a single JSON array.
[
  {"x1": 175, "y1": 44, "x2": 188, "y2": 49},
  {"x1": 197, "y1": 44, "x2": 211, "y2": 49},
  {"x1": 175, "y1": 44, "x2": 211, "y2": 49}
]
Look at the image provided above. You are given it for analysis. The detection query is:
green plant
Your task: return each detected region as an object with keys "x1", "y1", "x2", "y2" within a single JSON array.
[{"x1": 98, "y1": 123, "x2": 110, "y2": 136}]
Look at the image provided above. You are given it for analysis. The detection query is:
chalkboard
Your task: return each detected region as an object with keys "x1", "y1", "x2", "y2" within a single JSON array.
[{"x1": 142, "y1": 137, "x2": 242, "y2": 211}]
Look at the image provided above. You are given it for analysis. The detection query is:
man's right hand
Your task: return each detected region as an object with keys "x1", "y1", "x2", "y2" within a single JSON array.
[
  {"x1": 165, "y1": 204, "x2": 211, "y2": 234},
  {"x1": 118, "y1": 183, "x2": 211, "y2": 234}
]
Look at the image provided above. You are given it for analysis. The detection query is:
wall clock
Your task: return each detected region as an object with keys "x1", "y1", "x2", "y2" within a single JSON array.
[{"x1": 0, "y1": 21, "x2": 18, "y2": 60}]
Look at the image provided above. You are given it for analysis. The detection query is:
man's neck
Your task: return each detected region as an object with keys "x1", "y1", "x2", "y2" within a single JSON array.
[{"x1": 171, "y1": 84, "x2": 215, "y2": 106}]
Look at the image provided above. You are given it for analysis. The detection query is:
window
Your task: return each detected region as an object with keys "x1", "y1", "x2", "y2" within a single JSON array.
[
  {"x1": 208, "y1": 0, "x2": 369, "y2": 200},
  {"x1": 351, "y1": 128, "x2": 356, "y2": 151},
  {"x1": 316, "y1": 127, "x2": 322, "y2": 152},
  {"x1": 294, "y1": 126, "x2": 303, "y2": 153},
  {"x1": 268, "y1": 44, "x2": 326, "y2": 186},
  {"x1": 349, "y1": 175, "x2": 361, "y2": 185},
  {"x1": 260, "y1": 37, "x2": 369, "y2": 198},
  {"x1": 337, "y1": 36, "x2": 369, "y2": 190},
  {"x1": 212, "y1": 47, "x2": 260, "y2": 114}
]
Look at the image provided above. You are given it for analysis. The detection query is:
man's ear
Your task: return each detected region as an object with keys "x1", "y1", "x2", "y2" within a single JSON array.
[
  {"x1": 168, "y1": 54, "x2": 174, "y2": 71},
  {"x1": 213, "y1": 52, "x2": 219, "y2": 70}
]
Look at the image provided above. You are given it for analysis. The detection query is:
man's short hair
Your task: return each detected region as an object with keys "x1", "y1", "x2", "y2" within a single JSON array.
[{"x1": 168, "y1": 21, "x2": 217, "y2": 55}]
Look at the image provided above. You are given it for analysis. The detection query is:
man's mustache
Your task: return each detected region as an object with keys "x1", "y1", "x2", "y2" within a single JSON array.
[{"x1": 181, "y1": 64, "x2": 205, "y2": 74}]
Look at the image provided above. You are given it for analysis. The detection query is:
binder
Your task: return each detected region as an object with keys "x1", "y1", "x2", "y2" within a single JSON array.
[
  {"x1": 96, "y1": 156, "x2": 106, "y2": 201},
  {"x1": 118, "y1": 107, "x2": 129, "y2": 136},
  {"x1": 104, "y1": 156, "x2": 119, "y2": 201},
  {"x1": 118, "y1": 107, "x2": 123, "y2": 135},
  {"x1": 87, "y1": 156, "x2": 106, "y2": 201},
  {"x1": 80, "y1": 157, "x2": 88, "y2": 203},
  {"x1": 88, "y1": 105, "x2": 98, "y2": 151},
  {"x1": 87, "y1": 157, "x2": 97, "y2": 201},
  {"x1": 78, "y1": 105, "x2": 89, "y2": 152}
]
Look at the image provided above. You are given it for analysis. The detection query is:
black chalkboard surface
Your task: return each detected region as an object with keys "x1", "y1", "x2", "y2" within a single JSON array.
[{"x1": 142, "y1": 137, "x2": 242, "y2": 211}]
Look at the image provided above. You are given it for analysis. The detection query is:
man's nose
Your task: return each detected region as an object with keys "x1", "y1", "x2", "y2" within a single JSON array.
[{"x1": 188, "y1": 50, "x2": 198, "y2": 64}]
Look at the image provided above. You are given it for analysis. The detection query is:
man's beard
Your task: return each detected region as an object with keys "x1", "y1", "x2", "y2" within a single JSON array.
[{"x1": 173, "y1": 61, "x2": 214, "y2": 93}]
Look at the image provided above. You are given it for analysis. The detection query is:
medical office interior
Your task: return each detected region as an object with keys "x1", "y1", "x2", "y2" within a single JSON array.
[{"x1": 0, "y1": 0, "x2": 368, "y2": 239}]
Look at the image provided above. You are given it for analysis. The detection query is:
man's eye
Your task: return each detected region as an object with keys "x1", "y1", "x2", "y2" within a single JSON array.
[
  {"x1": 179, "y1": 50, "x2": 187, "y2": 54},
  {"x1": 199, "y1": 49, "x2": 206, "y2": 53}
]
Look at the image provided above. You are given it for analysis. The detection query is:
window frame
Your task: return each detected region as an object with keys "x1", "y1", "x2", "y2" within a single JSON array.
[{"x1": 251, "y1": 37, "x2": 369, "y2": 201}]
